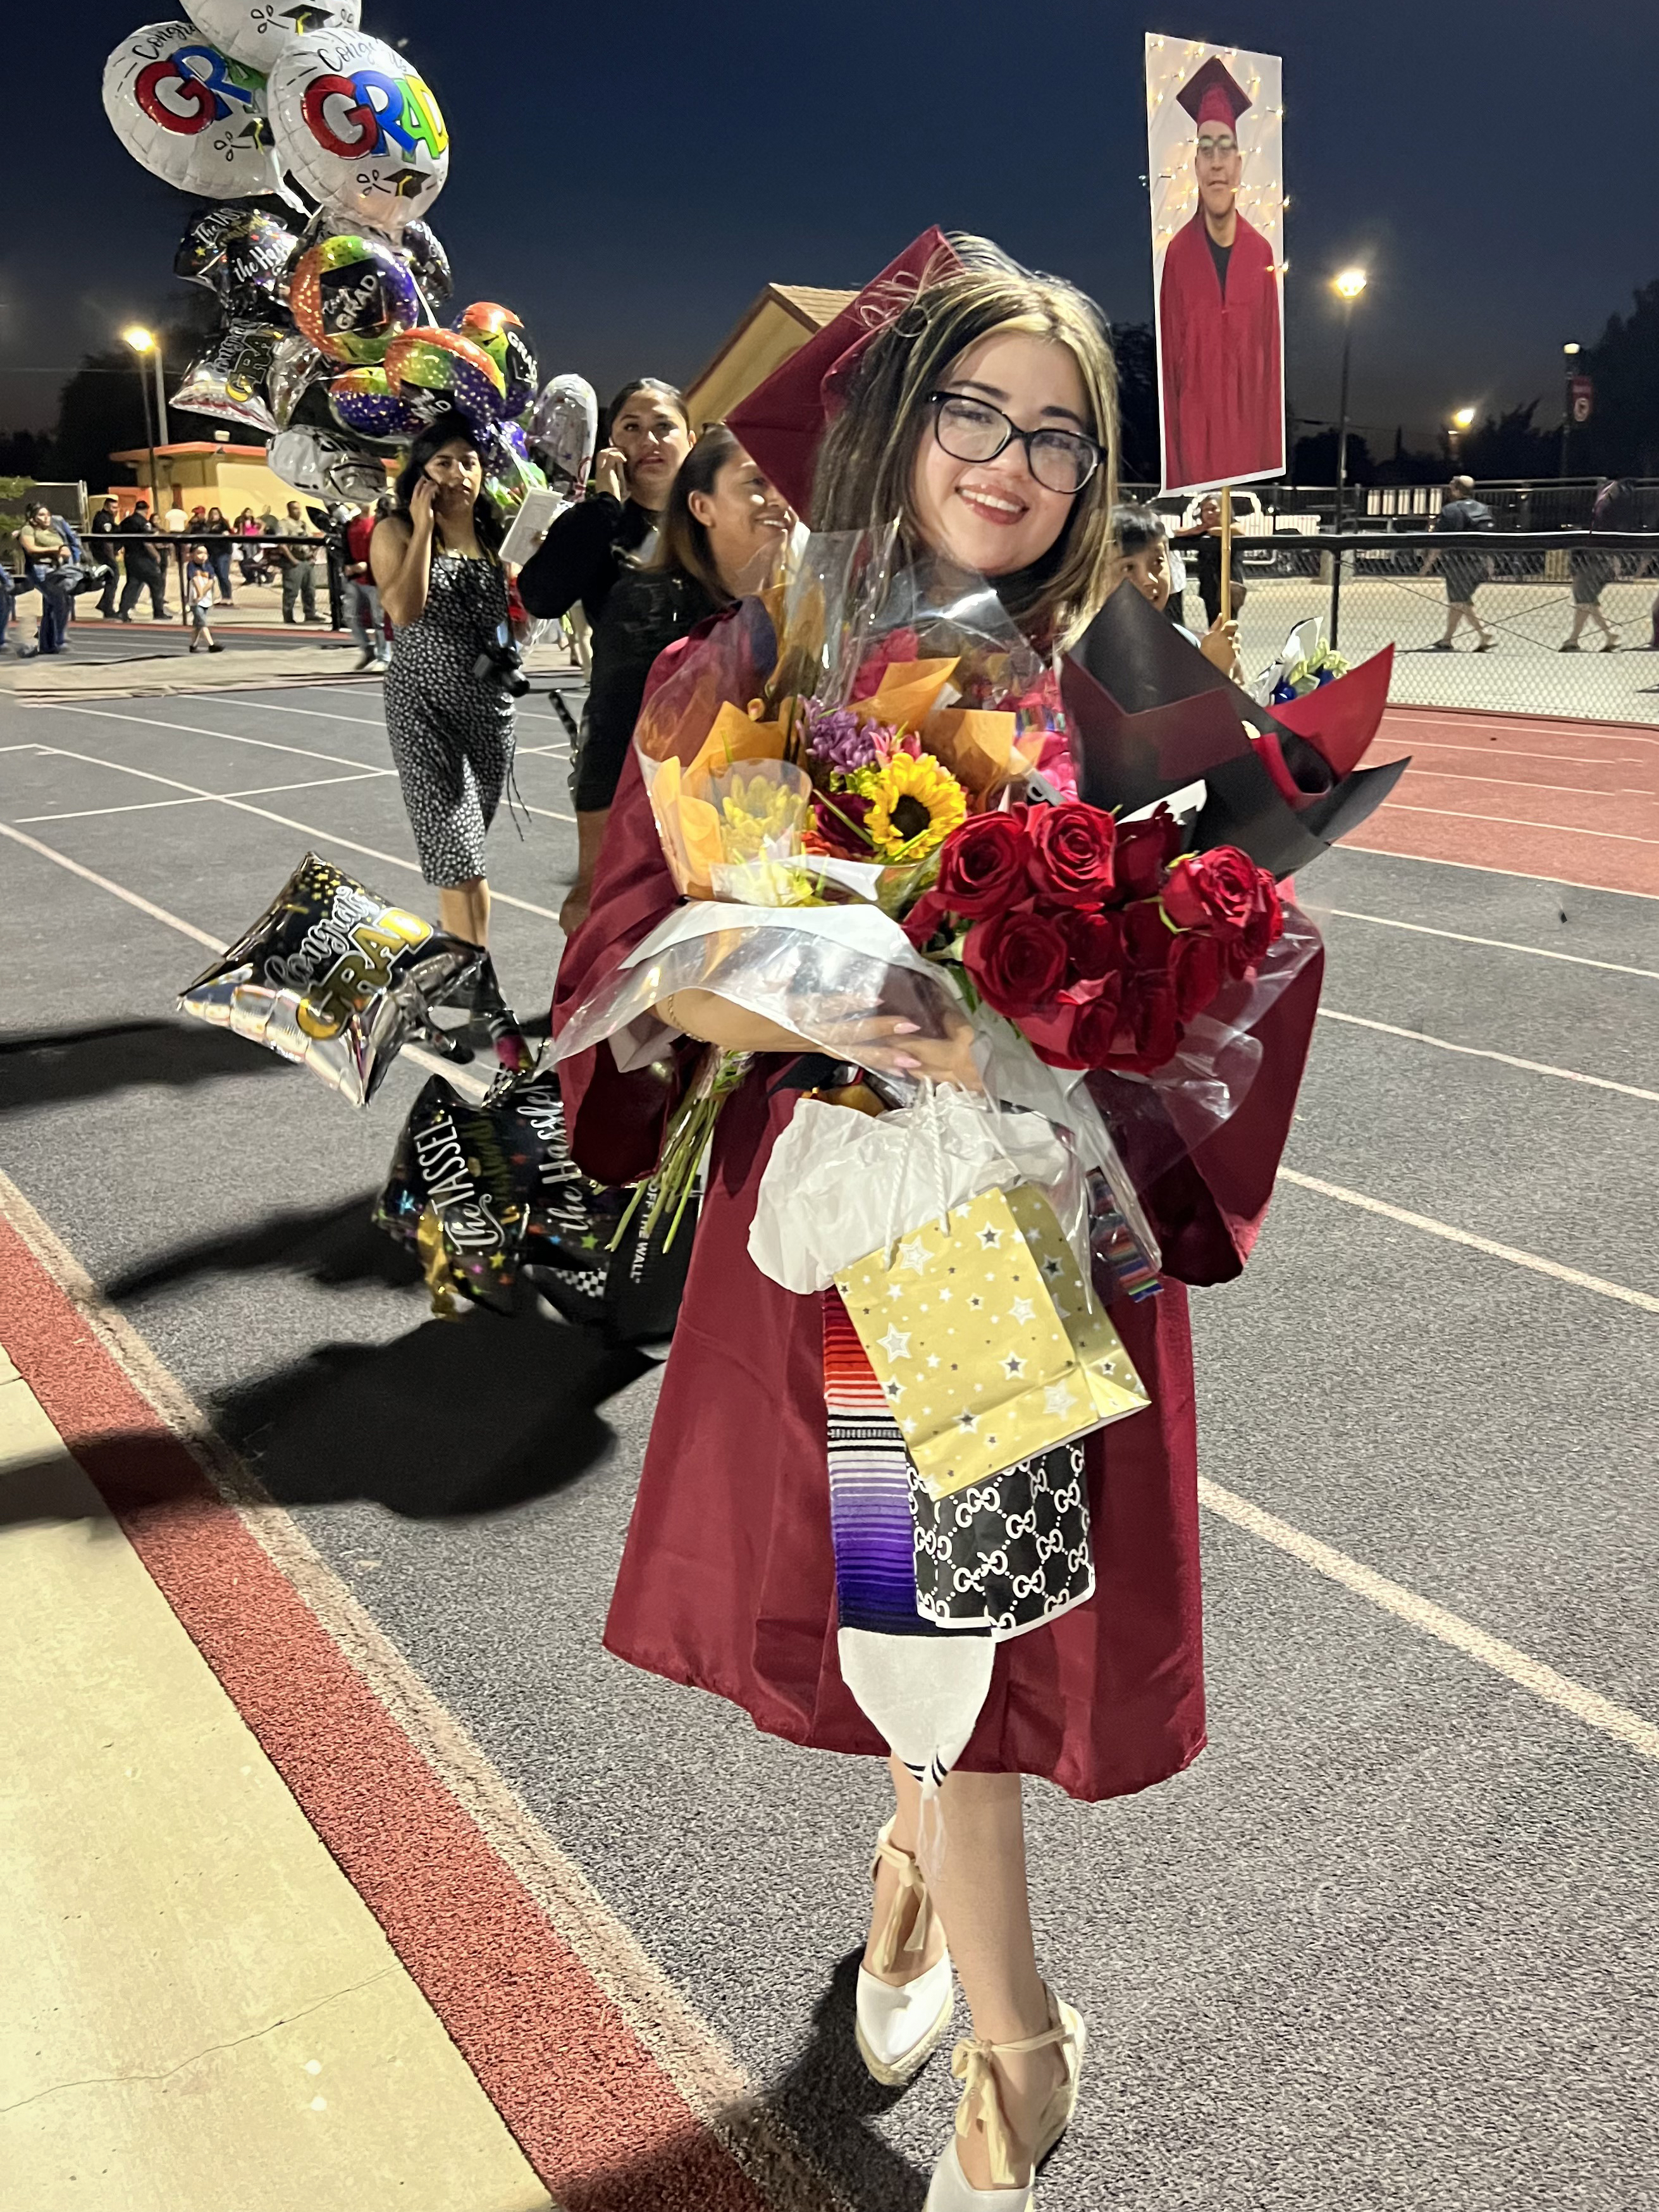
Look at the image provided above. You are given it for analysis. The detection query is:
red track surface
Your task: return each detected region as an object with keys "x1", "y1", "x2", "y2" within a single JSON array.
[
  {"x1": 0, "y1": 1212, "x2": 768, "y2": 2212},
  {"x1": 1353, "y1": 704, "x2": 1659, "y2": 896}
]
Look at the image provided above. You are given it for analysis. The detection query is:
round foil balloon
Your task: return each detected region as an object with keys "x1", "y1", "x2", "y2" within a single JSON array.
[
  {"x1": 104, "y1": 20, "x2": 285, "y2": 199},
  {"x1": 329, "y1": 366, "x2": 419, "y2": 444},
  {"x1": 527, "y1": 373, "x2": 599, "y2": 492},
  {"x1": 383, "y1": 327, "x2": 505, "y2": 435},
  {"x1": 268, "y1": 426, "x2": 391, "y2": 505},
  {"x1": 481, "y1": 426, "x2": 548, "y2": 521},
  {"x1": 453, "y1": 303, "x2": 537, "y2": 417},
  {"x1": 175, "y1": 204, "x2": 297, "y2": 302},
  {"x1": 290, "y1": 233, "x2": 420, "y2": 366},
  {"x1": 400, "y1": 219, "x2": 452, "y2": 307},
  {"x1": 266, "y1": 27, "x2": 448, "y2": 238},
  {"x1": 182, "y1": 0, "x2": 362, "y2": 70}
]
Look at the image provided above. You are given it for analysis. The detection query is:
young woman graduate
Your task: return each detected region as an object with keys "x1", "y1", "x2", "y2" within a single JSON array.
[{"x1": 553, "y1": 243, "x2": 1321, "y2": 2209}]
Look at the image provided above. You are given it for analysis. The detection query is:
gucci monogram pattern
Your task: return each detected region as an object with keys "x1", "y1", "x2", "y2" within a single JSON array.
[{"x1": 911, "y1": 1442, "x2": 1093, "y2": 1638}]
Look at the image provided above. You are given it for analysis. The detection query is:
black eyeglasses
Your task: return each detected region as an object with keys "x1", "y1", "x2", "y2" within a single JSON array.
[{"x1": 927, "y1": 392, "x2": 1102, "y2": 497}]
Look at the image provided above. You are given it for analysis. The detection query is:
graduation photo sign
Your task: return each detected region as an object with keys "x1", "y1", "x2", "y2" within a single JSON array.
[{"x1": 1147, "y1": 35, "x2": 1286, "y2": 496}]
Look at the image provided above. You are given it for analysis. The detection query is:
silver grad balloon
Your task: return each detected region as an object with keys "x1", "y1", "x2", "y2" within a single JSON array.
[
  {"x1": 266, "y1": 27, "x2": 449, "y2": 238},
  {"x1": 182, "y1": 0, "x2": 362, "y2": 70},
  {"x1": 268, "y1": 425, "x2": 390, "y2": 504},
  {"x1": 103, "y1": 20, "x2": 286, "y2": 199},
  {"x1": 178, "y1": 854, "x2": 483, "y2": 1108},
  {"x1": 527, "y1": 374, "x2": 600, "y2": 493},
  {"x1": 267, "y1": 330, "x2": 329, "y2": 427},
  {"x1": 173, "y1": 321, "x2": 283, "y2": 435}
]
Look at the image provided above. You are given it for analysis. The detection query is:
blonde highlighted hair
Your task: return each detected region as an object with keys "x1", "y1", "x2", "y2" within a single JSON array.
[{"x1": 810, "y1": 237, "x2": 1119, "y2": 648}]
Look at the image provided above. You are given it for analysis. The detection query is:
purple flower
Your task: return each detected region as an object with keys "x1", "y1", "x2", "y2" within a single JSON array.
[{"x1": 805, "y1": 705, "x2": 882, "y2": 773}]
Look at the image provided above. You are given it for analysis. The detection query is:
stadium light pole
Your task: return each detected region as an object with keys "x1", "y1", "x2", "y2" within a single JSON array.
[
  {"x1": 1331, "y1": 268, "x2": 1368, "y2": 536},
  {"x1": 1448, "y1": 405, "x2": 1476, "y2": 468},
  {"x1": 121, "y1": 325, "x2": 166, "y2": 512}
]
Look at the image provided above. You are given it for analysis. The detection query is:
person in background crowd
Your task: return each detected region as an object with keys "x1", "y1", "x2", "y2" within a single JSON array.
[
  {"x1": 164, "y1": 495, "x2": 188, "y2": 534},
  {"x1": 342, "y1": 497, "x2": 391, "y2": 670},
  {"x1": 1423, "y1": 474, "x2": 1496, "y2": 650},
  {"x1": 371, "y1": 412, "x2": 525, "y2": 970},
  {"x1": 258, "y1": 504, "x2": 279, "y2": 535},
  {"x1": 1113, "y1": 503, "x2": 1240, "y2": 676},
  {"x1": 0, "y1": 558, "x2": 13, "y2": 655},
  {"x1": 559, "y1": 426, "x2": 794, "y2": 936},
  {"x1": 203, "y1": 507, "x2": 235, "y2": 604},
  {"x1": 1173, "y1": 492, "x2": 1247, "y2": 628},
  {"x1": 117, "y1": 500, "x2": 170, "y2": 621},
  {"x1": 1562, "y1": 476, "x2": 1629, "y2": 653},
  {"x1": 275, "y1": 499, "x2": 319, "y2": 624},
  {"x1": 89, "y1": 498, "x2": 122, "y2": 617},
  {"x1": 235, "y1": 508, "x2": 264, "y2": 585},
  {"x1": 517, "y1": 377, "x2": 693, "y2": 632},
  {"x1": 183, "y1": 542, "x2": 224, "y2": 655},
  {"x1": 16, "y1": 503, "x2": 77, "y2": 657}
]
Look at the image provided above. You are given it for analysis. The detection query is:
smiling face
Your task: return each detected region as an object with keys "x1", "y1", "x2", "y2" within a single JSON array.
[
  {"x1": 908, "y1": 328, "x2": 1092, "y2": 578},
  {"x1": 688, "y1": 447, "x2": 793, "y2": 597},
  {"x1": 1121, "y1": 538, "x2": 1173, "y2": 612},
  {"x1": 610, "y1": 389, "x2": 692, "y2": 508}
]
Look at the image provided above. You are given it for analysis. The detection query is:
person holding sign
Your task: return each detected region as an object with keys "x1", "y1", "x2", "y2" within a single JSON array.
[{"x1": 1156, "y1": 55, "x2": 1284, "y2": 492}]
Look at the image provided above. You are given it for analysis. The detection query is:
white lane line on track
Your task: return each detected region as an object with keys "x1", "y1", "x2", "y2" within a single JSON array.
[
  {"x1": 1408, "y1": 739, "x2": 1654, "y2": 767},
  {"x1": 39, "y1": 701, "x2": 381, "y2": 774},
  {"x1": 29, "y1": 745, "x2": 563, "y2": 921},
  {"x1": 1402, "y1": 769, "x2": 1653, "y2": 798},
  {"x1": 1337, "y1": 848, "x2": 1659, "y2": 900},
  {"x1": 1278, "y1": 1168, "x2": 1659, "y2": 1314},
  {"x1": 0, "y1": 822, "x2": 492, "y2": 1102},
  {"x1": 1325, "y1": 907, "x2": 1659, "y2": 980},
  {"x1": 1379, "y1": 801, "x2": 1659, "y2": 846},
  {"x1": 194, "y1": 697, "x2": 388, "y2": 729},
  {"x1": 13, "y1": 770, "x2": 393, "y2": 825},
  {"x1": 1198, "y1": 1478, "x2": 1659, "y2": 1766},
  {"x1": 1317, "y1": 1009, "x2": 1659, "y2": 1103},
  {"x1": 1390, "y1": 709, "x2": 1659, "y2": 750}
]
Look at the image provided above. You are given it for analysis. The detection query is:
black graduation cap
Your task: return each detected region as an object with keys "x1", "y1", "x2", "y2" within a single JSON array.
[
  {"x1": 1063, "y1": 584, "x2": 1410, "y2": 879},
  {"x1": 1176, "y1": 54, "x2": 1254, "y2": 129}
]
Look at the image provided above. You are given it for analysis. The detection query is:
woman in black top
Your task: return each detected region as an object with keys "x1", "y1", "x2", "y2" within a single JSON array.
[
  {"x1": 517, "y1": 377, "x2": 693, "y2": 631},
  {"x1": 203, "y1": 507, "x2": 235, "y2": 603},
  {"x1": 558, "y1": 424, "x2": 793, "y2": 935}
]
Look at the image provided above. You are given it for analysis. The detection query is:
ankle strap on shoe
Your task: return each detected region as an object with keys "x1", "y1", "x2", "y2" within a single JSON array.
[
  {"x1": 949, "y1": 2010, "x2": 1074, "y2": 2189},
  {"x1": 870, "y1": 1830, "x2": 933, "y2": 1975}
]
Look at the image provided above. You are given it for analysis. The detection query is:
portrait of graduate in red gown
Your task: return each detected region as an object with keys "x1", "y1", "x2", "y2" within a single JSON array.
[{"x1": 1154, "y1": 52, "x2": 1285, "y2": 493}]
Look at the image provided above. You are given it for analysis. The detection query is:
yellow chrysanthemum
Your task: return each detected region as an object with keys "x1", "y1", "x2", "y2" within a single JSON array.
[
  {"x1": 717, "y1": 774, "x2": 805, "y2": 859},
  {"x1": 861, "y1": 751, "x2": 967, "y2": 860}
]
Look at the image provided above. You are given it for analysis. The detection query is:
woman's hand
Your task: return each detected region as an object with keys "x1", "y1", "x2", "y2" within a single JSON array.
[
  {"x1": 591, "y1": 448, "x2": 628, "y2": 504},
  {"x1": 826, "y1": 1014, "x2": 985, "y2": 1093},
  {"x1": 408, "y1": 475, "x2": 440, "y2": 533}
]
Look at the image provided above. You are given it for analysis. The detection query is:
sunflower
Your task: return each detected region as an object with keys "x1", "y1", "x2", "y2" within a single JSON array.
[{"x1": 860, "y1": 751, "x2": 968, "y2": 860}]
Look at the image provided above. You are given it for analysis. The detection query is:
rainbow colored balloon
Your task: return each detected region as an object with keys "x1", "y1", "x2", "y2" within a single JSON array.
[
  {"x1": 290, "y1": 232, "x2": 420, "y2": 366},
  {"x1": 383, "y1": 325, "x2": 505, "y2": 433},
  {"x1": 328, "y1": 366, "x2": 417, "y2": 443},
  {"x1": 453, "y1": 302, "x2": 537, "y2": 417}
]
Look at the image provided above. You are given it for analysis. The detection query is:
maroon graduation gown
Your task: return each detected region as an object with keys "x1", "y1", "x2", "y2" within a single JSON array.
[
  {"x1": 552, "y1": 646, "x2": 1321, "y2": 1803},
  {"x1": 1158, "y1": 209, "x2": 1285, "y2": 494}
]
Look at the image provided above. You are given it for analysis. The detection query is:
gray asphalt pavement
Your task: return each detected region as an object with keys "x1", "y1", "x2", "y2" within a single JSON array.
[{"x1": 2, "y1": 676, "x2": 1655, "y2": 2209}]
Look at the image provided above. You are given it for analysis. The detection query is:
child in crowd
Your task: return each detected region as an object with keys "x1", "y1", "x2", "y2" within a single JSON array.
[
  {"x1": 1113, "y1": 504, "x2": 1241, "y2": 677},
  {"x1": 184, "y1": 544, "x2": 223, "y2": 655}
]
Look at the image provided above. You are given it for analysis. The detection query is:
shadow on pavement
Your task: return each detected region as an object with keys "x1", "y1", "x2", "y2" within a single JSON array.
[
  {"x1": 561, "y1": 1952, "x2": 927, "y2": 2212},
  {"x1": 104, "y1": 1187, "x2": 423, "y2": 1301},
  {"x1": 0, "y1": 1020, "x2": 289, "y2": 1113},
  {"x1": 215, "y1": 1304, "x2": 651, "y2": 1517}
]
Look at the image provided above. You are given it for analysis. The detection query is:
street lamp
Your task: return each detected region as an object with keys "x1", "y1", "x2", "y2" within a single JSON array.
[
  {"x1": 121, "y1": 325, "x2": 169, "y2": 513},
  {"x1": 1330, "y1": 268, "x2": 1367, "y2": 536},
  {"x1": 1449, "y1": 405, "x2": 1476, "y2": 466},
  {"x1": 1560, "y1": 341, "x2": 1582, "y2": 480}
]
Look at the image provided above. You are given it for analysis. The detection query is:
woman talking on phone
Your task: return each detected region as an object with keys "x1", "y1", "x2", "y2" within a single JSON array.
[{"x1": 372, "y1": 411, "x2": 522, "y2": 958}]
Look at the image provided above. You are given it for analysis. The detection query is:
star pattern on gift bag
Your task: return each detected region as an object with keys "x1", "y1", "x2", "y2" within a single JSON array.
[{"x1": 877, "y1": 1324, "x2": 913, "y2": 1362}]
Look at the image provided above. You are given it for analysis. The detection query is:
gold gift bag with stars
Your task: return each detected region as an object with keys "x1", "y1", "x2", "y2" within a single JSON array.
[{"x1": 833, "y1": 1183, "x2": 1149, "y2": 1501}]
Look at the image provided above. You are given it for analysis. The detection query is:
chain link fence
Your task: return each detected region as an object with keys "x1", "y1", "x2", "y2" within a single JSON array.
[{"x1": 1174, "y1": 531, "x2": 1659, "y2": 724}]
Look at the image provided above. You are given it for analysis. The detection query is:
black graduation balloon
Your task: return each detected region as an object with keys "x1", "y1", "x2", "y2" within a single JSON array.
[
  {"x1": 175, "y1": 204, "x2": 299, "y2": 304},
  {"x1": 400, "y1": 218, "x2": 452, "y2": 306},
  {"x1": 178, "y1": 853, "x2": 484, "y2": 1107}
]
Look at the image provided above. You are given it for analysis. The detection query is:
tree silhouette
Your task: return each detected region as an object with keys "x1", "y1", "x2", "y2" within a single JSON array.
[{"x1": 1577, "y1": 279, "x2": 1659, "y2": 476}]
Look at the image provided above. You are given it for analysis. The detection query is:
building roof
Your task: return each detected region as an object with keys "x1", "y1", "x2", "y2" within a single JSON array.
[
  {"x1": 686, "y1": 284, "x2": 859, "y2": 412},
  {"x1": 109, "y1": 442, "x2": 271, "y2": 461}
]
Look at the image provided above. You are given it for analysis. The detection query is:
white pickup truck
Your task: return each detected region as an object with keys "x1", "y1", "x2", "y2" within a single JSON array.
[{"x1": 1152, "y1": 488, "x2": 1324, "y2": 575}]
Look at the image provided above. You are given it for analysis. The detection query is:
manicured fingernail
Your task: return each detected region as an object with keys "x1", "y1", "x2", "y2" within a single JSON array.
[
  {"x1": 892, "y1": 1054, "x2": 921, "y2": 1071},
  {"x1": 892, "y1": 1021, "x2": 920, "y2": 1034}
]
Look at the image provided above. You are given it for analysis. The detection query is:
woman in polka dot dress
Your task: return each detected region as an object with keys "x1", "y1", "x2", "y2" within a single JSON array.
[{"x1": 372, "y1": 412, "x2": 521, "y2": 952}]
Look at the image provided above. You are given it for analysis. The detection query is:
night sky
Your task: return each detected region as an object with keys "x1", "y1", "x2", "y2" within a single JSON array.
[{"x1": 8, "y1": 2, "x2": 1658, "y2": 455}]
